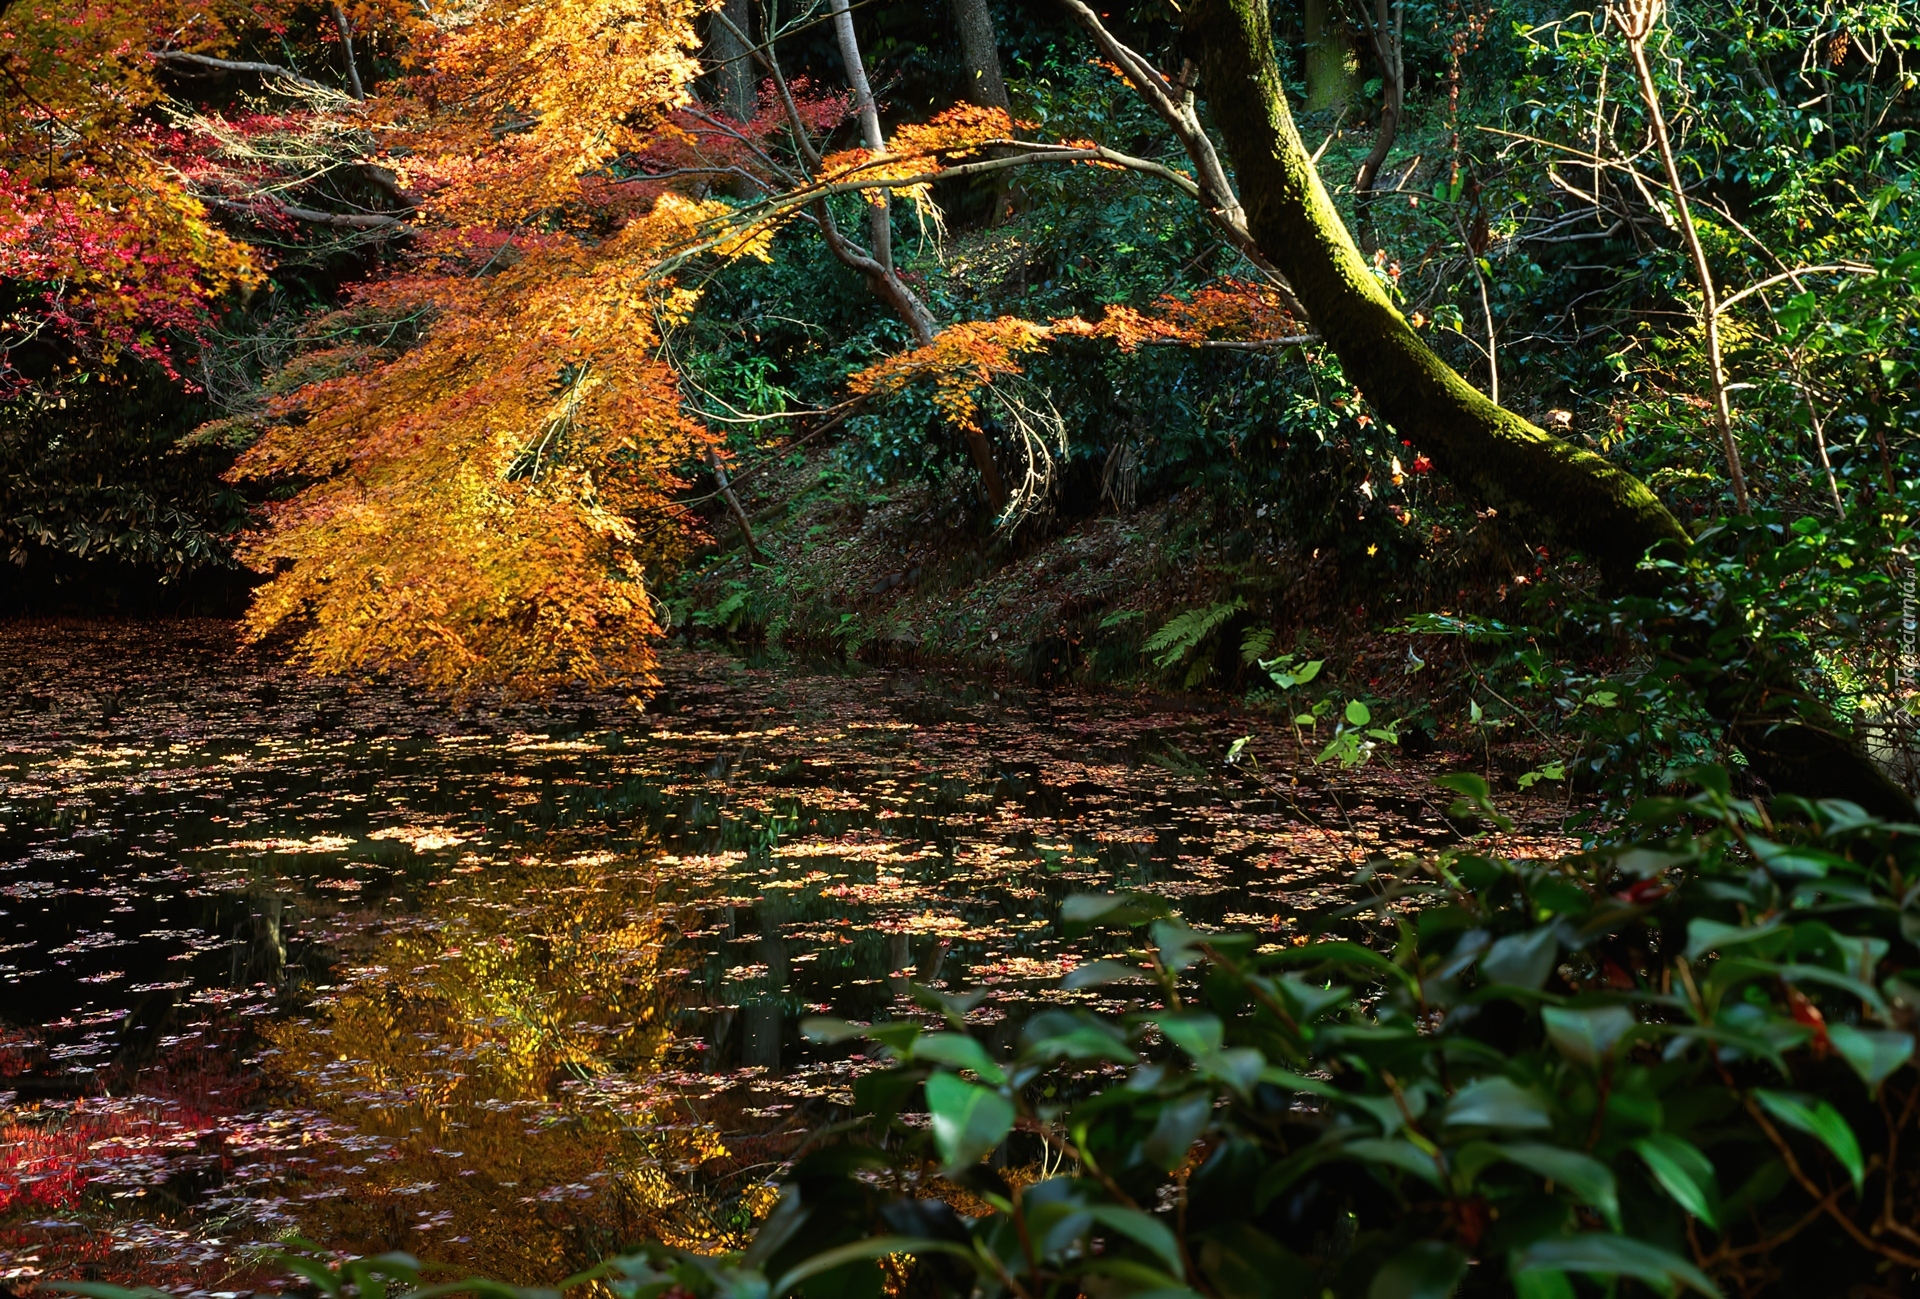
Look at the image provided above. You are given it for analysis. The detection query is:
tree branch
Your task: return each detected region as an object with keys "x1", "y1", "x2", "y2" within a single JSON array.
[
  {"x1": 1053, "y1": 0, "x2": 1305, "y2": 310},
  {"x1": 150, "y1": 50, "x2": 337, "y2": 97},
  {"x1": 203, "y1": 194, "x2": 408, "y2": 230}
]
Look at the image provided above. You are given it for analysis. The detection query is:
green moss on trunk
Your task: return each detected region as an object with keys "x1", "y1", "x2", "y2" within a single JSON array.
[
  {"x1": 1186, "y1": 0, "x2": 1687, "y2": 587},
  {"x1": 1181, "y1": 0, "x2": 1911, "y2": 814}
]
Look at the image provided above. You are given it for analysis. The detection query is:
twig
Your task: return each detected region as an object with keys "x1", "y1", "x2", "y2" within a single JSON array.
[
  {"x1": 329, "y1": 4, "x2": 365, "y2": 100},
  {"x1": 1713, "y1": 262, "x2": 1879, "y2": 316},
  {"x1": 1744, "y1": 1092, "x2": 1920, "y2": 1270},
  {"x1": 1612, "y1": 0, "x2": 1749, "y2": 510}
]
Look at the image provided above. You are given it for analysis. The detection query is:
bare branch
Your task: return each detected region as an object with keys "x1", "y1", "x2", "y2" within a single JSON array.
[
  {"x1": 330, "y1": 4, "x2": 366, "y2": 100},
  {"x1": 711, "y1": 6, "x2": 822, "y2": 174},
  {"x1": 150, "y1": 50, "x2": 337, "y2": 97},
  {"x1": 1053, "y1": 0, "x2": 1240, "y2": 227},
  {"x1": 1714, "y1": 262, "x2": 1879, "y2": 316},
  {"x1": 203, "y1": 194, "x2": 408, "y2": 230}
]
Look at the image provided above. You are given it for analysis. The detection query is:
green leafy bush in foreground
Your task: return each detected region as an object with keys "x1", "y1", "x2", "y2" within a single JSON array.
[{"x1": 55, "y1": 773, "x2": 1920, "y2": 1299}]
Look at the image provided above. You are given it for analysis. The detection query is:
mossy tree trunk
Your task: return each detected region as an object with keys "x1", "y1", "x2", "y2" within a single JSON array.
[
  {"x1": 1302, "y1": 0, "x2": 1355, "y2": 113},
  {"x1": 1180, "y1": 0, "x2": 1911, "y2": 815},
  {"x1": 1186, "y1": 0, "x2": 1682, "y2": 586}
]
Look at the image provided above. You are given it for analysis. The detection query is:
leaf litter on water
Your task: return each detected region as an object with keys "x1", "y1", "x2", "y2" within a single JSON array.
[{"x1": 0, "y1": 619, "x2": 1583, "y2": 1289}]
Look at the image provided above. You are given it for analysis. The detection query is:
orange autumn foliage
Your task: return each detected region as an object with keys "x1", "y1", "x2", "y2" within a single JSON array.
[
  {"x1": 847, "y1": 317, "x2": 1051, "y2": 433},
  {"x1": 848, "y1": 281, "x2": 1304, "y2": 432},
  {"x1": 1058, "y1": 279, "x2": 1305, "y2": 350},
  {"x1": 384, "y1": 0, "x2": 701, "y2": 225},
  {"x1": 230, "y1": 0, "x2": 720, "y2": 695},
  {"x1": 816, "y1": 104, "x2": 1020, "y2": 197}
]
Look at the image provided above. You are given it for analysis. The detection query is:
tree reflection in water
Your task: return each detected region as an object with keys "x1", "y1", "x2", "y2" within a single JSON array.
[
  {"x1": 260, "y1": 846, "x2": 762, "y2": 1280},
  {"x1": 0, "y1": 620, "x2": 1576, "y2": 1288}
]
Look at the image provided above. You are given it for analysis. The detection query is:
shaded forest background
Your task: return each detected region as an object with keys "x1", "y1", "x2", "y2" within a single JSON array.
[{"x1": 2, "y1": 0, "x2": 1916, "y2": 800}]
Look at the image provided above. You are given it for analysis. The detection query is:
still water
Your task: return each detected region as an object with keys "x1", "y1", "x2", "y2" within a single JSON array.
[{"x1": 0, "y1": 620, "x2": 1572, "y2": 1292}]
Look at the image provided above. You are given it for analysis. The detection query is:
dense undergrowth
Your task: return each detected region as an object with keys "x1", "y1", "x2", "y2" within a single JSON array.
[
  {"x1": 10, "y1": 0, "x2": 1920, "y2": 1292},
  {"x1": 661, "y1": 0, "x2": 1920, "y2": 814}
]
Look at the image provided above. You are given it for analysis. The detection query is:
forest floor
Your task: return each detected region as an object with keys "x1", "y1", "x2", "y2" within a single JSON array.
[{"x1": 668, "y1": 445, "x2": 1581, "y2": 792}]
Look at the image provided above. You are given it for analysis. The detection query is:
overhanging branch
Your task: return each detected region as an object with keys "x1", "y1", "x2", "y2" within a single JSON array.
[{"x1": 150, "y1": 50, "x2": 339, "y2": 98}]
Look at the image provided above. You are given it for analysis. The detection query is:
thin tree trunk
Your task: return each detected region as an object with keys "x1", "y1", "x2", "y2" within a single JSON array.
[
  {"x1": 828, "y1": 0, "x2": 1010, "y2": 510},
  {"x1": 1621, "y1": 17, "x2": 1750, "y2": 512},
  {"x1": 950, "y1": 0, "x2": 1010, "y2": 109},
  {"x1": 329, "y1": 4, "x2": 365, "y2": 100},
  {"x1": 1351, "y1": 0, "x2": 1403, "y2": 197},
  {"x1": 709, "y1": 450, "x2": 761, "y2": 562},
  {"x1": 709, "y1": 0, "x2": 756, "y2": 122},
  {"x1": 1181, "y1": 0, "x2": 1911, "y2": 815}
]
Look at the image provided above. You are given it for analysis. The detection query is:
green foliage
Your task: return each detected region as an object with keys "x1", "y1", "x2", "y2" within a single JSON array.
[
  {"x1": 740, "y1": 773, "x2": 1920, "y2": 1297},
  {"x1": 0, "y1": 366, "x2": 245, "y2": 582},
  {"x1": 1143, "y1": 597, "x2": 1246, "y2": 681},
  {"x1": 182, "y1": 773, "x2": 1920, "y2": 1297}
]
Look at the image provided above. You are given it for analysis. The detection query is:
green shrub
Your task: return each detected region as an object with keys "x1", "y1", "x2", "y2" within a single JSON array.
[
  {"x1": 70, "y1": 770, "x2": 1919, "y2": 1298},
  {"x1": 590, "y1": 770, "x2": 1919, "y2": 1298}
]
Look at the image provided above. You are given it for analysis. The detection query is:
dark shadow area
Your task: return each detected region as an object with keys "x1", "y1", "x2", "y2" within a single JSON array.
[{"x1": 0, "y1": 552, "x2": 256, "y2": 617}]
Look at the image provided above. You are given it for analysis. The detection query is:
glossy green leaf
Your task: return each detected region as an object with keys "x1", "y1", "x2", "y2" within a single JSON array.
[
  {"x1": 1143, "y1": 1091, "x2": 1215, "y2": 1171},
  {"x1": 910, "y1": 1032, "x2": 1007, "y2": 1084},
  {"x1": 925, "y1": 1072, "x2": 1014, "y2": 1172},
  {"x1": 1443, "y1": 1077, "x2": 1553, "y2": 1130},
  {"x1": 1085, "y1": 1204, "x2": 1186, "y2": 1277},
  {"x1": 1633, "y1": 1134, "x2": 1720, "y2": 1228},
  {"x1": 1542, "y1": 1005, "x2": 1636, "y2": 1066},
  {"x1": 1344, "y1": 1137, "x2": 1445, "y2": 1186},
  {"x1": 1827, "y1": 1023, "x2": 1915, "y2": 1089},
  {"x1": 1497, "y1": 1143, "x2": 1621, "y2": 1229},
  {"x1": 1155, "y1": 1012, "x2": 1226, "y2": 1059},
  {"x1": 1021, "y1": 1010, "x2": 1138, "y2": 1064},
  {"x1": 1685, "y1": 917, "x2": 1781, "y2": 961},
  {"x1": 770, "y1": 1235, "x2": 975, "y2": 1297},
  {"x1": 1510, "y1": 1271, "x2": 1575, "y2": 1299},
  {"x1": 1367, "y1": 1241, "x2": 1467, "y2": 1299},
  {"x1": 799, "y1": 1016, "x2": 868, "y2": 1043},
  {"x1": 1435, "y1": 772, "x2": 1491, "y2": 800},
  {"x1": 1062, "y1": 892, "x2": 1171, "y2": 934},
  {"x1": 1755, "y1": 1089, "x2": 1865, "y2": 1190},
  {"x1": 1515, "y1": 1233, "x2": 1719, "y2": 1296},
  {"x1": 1481, "y1": 926, "x2": 1560, "y2": 989},
  {"x1": 1062, "y1": 959, "x2": 1153, "y2": 989}
]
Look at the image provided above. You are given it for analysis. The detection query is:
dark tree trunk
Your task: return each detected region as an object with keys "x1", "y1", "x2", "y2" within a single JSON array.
[
  {"x1": 1352, "y1": 0, "x2": 1403, "y2": 199},
  {"x1": 1179, "y1": 0, "x2": 1913, "y2": 816},
  {"x1": 950, "y1": 0, "x2": 1010, "y2": 109},
  {"x1": 709, "y1": 0, "x2": 755, "y2": 121}
]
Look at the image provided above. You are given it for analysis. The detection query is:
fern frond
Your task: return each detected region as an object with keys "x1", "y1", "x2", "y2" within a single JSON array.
[{"x1": 1143, "y1": 597, "x2": 1247, "y2": 670}]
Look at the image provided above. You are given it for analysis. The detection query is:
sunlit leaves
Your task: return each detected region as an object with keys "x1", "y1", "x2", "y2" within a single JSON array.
[
  {"x1": 923, "y1": 1072, "x2": 1013, "y2": 1172},
  {"x1": 0, "y1": 0, "x2": 267, "y2": 383}
]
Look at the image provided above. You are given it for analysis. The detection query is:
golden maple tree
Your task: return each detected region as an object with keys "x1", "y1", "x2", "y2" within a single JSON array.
[
  {"x1": 230, "y1": 0, "x2": 726, "y2": 695},
  {"x1": 214, "y1": 0, "x2": 1305, "y2": 697}
]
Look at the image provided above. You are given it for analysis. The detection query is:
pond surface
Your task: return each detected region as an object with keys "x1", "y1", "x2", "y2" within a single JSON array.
[{"x1": 0, "y1": 619, "x2": 1578, "y2": 1293}]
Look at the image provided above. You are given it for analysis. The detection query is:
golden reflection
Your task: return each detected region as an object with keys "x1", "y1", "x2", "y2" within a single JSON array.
[{"x1": 262, "y1": 845, "x2": 754, "y2": 1282}]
